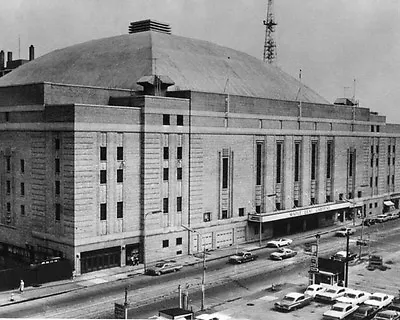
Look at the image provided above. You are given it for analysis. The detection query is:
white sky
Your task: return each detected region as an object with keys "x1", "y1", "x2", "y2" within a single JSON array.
[{"x1": 1, "y1": 0, "x2": 399, "y2": 122}]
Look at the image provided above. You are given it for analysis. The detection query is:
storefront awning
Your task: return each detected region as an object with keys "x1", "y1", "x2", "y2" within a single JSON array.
[{"x1": 384, "y1": 201, "x2": 394, "y2": 206}]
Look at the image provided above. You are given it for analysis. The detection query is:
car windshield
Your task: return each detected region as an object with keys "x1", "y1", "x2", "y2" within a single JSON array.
[
  {"x1": 376, "y1": 313, "x2": 392, "y2": 319},
  {"x1": 332, "y1": 306, "x2": 344, "y2": 312},
  {"x1": 326, "y1": 289, "x2": 338, "y2": 294},
  {"x1": 155, "y1": 263, "x2": 165, "y2": 267},
  {"x1": 283, "y1": 296, "x2": 295, "y2": 302},
  {"x1": 370, "y1": 296, "x2": 382, "y2": 301},
  {"x1": 306, "y1": 288, "x2": 315, "y2": 292},
  {"x1": 345, "y1": 293, "x2": 357, "y2": 299},
  {"x1": 237, "y1": 252, "x2": 245, "y2": 256}
]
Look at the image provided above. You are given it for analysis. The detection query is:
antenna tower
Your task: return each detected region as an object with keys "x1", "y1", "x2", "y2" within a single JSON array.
[{"x1": 263, "y1": 0, "x2": 277, "y2": 63}]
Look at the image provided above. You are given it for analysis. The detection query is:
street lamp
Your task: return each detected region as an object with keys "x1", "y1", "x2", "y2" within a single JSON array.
[
  {"x1": 181, "y1": 224, "x2": 206, "y2": 311},
  {"x1": 345, "y1": 230, "x2": 350, "y2": 287},
  {"x1": 143, "y1": 210, "x2": 161, "y2": 273}
]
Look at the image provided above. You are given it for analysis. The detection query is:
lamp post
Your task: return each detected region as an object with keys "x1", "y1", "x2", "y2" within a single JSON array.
[
  {"x1": 182, "y1": 224, "x2": 206, "y2": 311},
  {"x1": 345, "y1": 230, "x2": 350, "y2": 287},
  {"x1": 143, "y1": 210, "x2": 161, "y2": 273}
]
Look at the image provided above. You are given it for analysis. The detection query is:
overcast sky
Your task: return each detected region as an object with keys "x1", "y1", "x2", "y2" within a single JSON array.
[{"x1": 1, "y1": 0, "x2": 399, "y2": 123}]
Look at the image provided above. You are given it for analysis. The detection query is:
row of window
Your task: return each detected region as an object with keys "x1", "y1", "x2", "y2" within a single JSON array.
[
  {"x1": 100, "y1": 202, "x2": 124, "y2": 220},
  {"x1": 100, "y1": 169, "x2": 123, "y2": 184},
  {"x1": 163, "y1": 168, "x2": 182, "y2": 181},
  {"x1": 6, "y1": 181, "x2": 25, "y2": 196},
  {"x1": 100, "y1": 147, "x2": 123, "y2": 161},
  {"x1": 5, "y1": 203, "x2": 25, "y2": 216},
  {"x1": 162, "y1": 197, "x2": 182, "y2": 213},
  {"x1": 163, "y1": 114, "x2": 184, "y2": 126},
  {"x1": 163, "y1": 146, "x2": 183, "y2": 160},
  {"x1": 162, "y1": 237, "x2": 182, "y2": 248},
  {"x1": 5, "y1": 158, "x2": 25, "y2": 173},
  {"x1": 202, "y1": 208, "x2": 246, "y2": 223}
]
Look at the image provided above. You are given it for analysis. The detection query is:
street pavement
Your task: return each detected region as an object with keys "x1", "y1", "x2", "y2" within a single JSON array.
[{"x1": 0, "y1": 222, "x2": 356, "y2": 311}]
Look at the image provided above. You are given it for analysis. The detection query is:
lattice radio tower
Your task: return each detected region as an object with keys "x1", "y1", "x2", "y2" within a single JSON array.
[{"x1": 263, "y1": 0, "x2": 277, "y2": 63}]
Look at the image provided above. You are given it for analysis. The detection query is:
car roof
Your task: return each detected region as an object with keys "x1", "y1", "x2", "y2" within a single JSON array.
[
  {"x1": 371, "y1": 292, "x2": 387, "y2": 297},
  {"x1": 333, "y1": 302, "x2": 352, "y2": 308},
  {"x1": 378, "y1": 310, "x2": 398, "y2": 315},
  {"x1": 285, "y1": 292, "x2": 303, "y2": 298},
  {"x1": 307, "y1": 284, "x2": 323, "y2": 289}
]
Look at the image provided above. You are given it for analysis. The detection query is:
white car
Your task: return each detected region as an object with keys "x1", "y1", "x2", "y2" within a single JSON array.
[
  {"x1": 376, "y1": 214, "x2": 390, "y2": 223},
  {"x1": 304, "y1": 284, "x2": 327, "y2": 298},
  {"x1": 336, "y1": 289, "x2": 370, "y2": 305},
  {"x1": 364, "y1": 292, "x2": 394, "y2": 309},
  {"x1": 266, "y1": 238, "x2": 293, "y2": 248},
  {"x1": 335, "y1": 227, "x2": 355, "y2": 237},
  {"x1": 323, "y1": 302, "x2": 359, "y2": 320},
  {"x1": 315, "y1": 286, "x2": 347, "y2": 303}
]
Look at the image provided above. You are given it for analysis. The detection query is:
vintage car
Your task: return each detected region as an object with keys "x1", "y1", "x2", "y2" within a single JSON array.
[
  {"x1": 331, "y1": 250, "x2": 358, "y2": 262},
  {"x1": 266, "y1": 238, "x2": 293, "y2": 248},
  {"x1": 315, "y1": 286, "x2": 347, "y2": 303},
  {"x1": 228, "y1": 251, "x2": 258, "y2": 264},
  {"x1": 270, "y1": 248, "x2": 297, "y2": 260},
  {"x1": 372, "y1": 310, "x2": 400, "y2": 320},
  {"x1": 350, "y1": 304, "x2": 379, "y2": 320},
  {"x1": 274, "y1": 292, "x2": 312, "y2": 312},
  {"x1": 376, "y1": 214, "x2": 390, "y2": 223},
  {"x1": 145, "y1": 261, "x2": 183, "y2": 276},
  {"x1": 304, "y1": 284, "x2": 327, "y2": 298},
  {"x1": 364, "y1": 292, "x2": 394, "y2": 309},
  {"x1": 323, "y1": 302, "x2": 359, "y2": 319},
  {"x1": 335, "y1": 227, "x2": 356, "y2": 237},
  {"x1": 336, "y1": 289, "x2": 370, "y2": 305}
]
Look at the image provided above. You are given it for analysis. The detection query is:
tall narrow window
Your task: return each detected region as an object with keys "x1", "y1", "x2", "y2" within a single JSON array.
[
  {"x1": 117, "y1": 201, "x2": 123, "y2": 218},
  {"x1": 177, "y1": 115, "x2": 184, "y2": 126},
  {"x1": 349, "y1": 152, "x2": 354, "y2": 177},
  {"x1": 276, "y1": 142, "x2": 283, "y2": 183},
  {"x1": 100, "y1": 170, "x2": 107, "y2": 184},
  {"x1": 100, "y1": 203, "x2": 107, "y2": 220},
  {"x1": 163, "y1": 168, "x2": 169, "y2": 181},
  {"x1": 20, "y1": 182, "x2": 25, "y2": 196},
  {"x1": 311, "y1": 142, "x2": 317, "y2": 180},
  {"x1": 177, "y1": 168, "x2": 182, "y2": 180},
  {"x1": 6, "y1": 157, "x2": 10, "y2": 172},
  {"x1": 55, "y1": 138, "x2": 60, "y2": 150},
  {"x1": 100, "y1": 147, "x2": 107, "y2": 161},
  {"x1": 326, "y1": 141, "x2": 332, "y2": 179},
  {"x1": 55, "y1": 203, "x2": 61, "y2": 221},
  {"x1": 222, "y1": 157, "x2": 229, "y2": 189},
  {"x1": 20, "y1": 159, "x2": 25, "y2": 173},
  {"x1": 55, "y1": 181, "x2": 60, "y2": 195},
  {"x1": 177, "y1": 147, "x2": 182, "y2": 160},
  {"x1": 117, "y1": 147, "x2": 123, "y2": 161},
  {"x1": 256, "y1": 143, "x2": 262, "y2": 185},
  {"x1": 55, "y1": 159, "x2": 60, "y2": 173},
  {"x1": 163, "y1": 114, "x2": 170, "y2": 125},
  {"x1": 6, "y1": 180, "x2": 11, "y2": 194},
  {"x1": 177, "y1": 196, "x2": 182, "y2": 212},
  {"x1": 163, "y1": 198, "x2": 169, "y2": 213},
  {"x1": 20, "y1": 205, "x2": 25, "y2": 216},
  {"x1": 294, "y1": 142, "x2": 300, "y2": 182},
  {"x1": 117, "y1": 169, "x2": 123, "y2": 183},
  {"x1": 163, "y1": 147, "x2": 169, "y2": 160}
]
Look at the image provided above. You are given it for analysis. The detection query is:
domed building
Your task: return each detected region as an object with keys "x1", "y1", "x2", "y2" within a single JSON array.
[{"x1": 0, "y1": 20, "x2": 398, "y2": 275}]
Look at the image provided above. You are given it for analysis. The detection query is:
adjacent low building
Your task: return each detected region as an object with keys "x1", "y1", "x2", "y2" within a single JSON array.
[{"x1": 0, "y1": 20, "x2": 398, "y2": 274}]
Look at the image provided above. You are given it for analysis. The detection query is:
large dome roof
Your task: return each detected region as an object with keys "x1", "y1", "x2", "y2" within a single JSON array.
[{"x1": 0, "y1": 31, "x2": 329, "y2": 104}]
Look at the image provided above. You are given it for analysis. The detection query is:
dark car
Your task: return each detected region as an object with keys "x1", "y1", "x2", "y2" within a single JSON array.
[
  {"x1": 331, "y1": 251, "x2": 358, "y2": 262},
  {"x1": 274, "y1": 292, "x2": 312, "y2": 312},
  {"x1": 363, "y1": 218, "x2": 376, "y2": 226},
  {"x1": 350, "y1": 305, "x2": 379, "y2": 319},
  {"x1": 146, "y1": 261, "x2": 183, "y2": 276},
  {"x1": 228, "y1": 251, "x2": 258, "y2": 264}
]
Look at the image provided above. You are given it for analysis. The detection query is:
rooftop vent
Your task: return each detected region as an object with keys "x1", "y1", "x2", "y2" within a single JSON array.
[
  {"x1": 334, "y1": 97, "x2": 357, "y2": 106},
  {"x1": 129, "y1": 19, "x2": 171, "y2": 35}
]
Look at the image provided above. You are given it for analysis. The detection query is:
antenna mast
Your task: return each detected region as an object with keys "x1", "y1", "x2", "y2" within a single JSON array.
[{"x1": 263, "y1": 0, "x2": 277, "y2": 63}]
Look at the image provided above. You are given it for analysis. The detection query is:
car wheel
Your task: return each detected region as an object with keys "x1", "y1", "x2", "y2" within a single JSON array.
[{"x1": 156, "y1": 271, "x2": 161, "y2": 276}]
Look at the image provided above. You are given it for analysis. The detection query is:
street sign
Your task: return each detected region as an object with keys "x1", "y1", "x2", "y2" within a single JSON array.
[{"x1": 114, "y1": 303, "x2": 127, "y2": 319}]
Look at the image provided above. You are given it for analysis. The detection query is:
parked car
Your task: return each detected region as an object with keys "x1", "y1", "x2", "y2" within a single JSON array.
[
  {"x1": 376, "y1": 214, "x2": 390, "y2": 223},
  {"x1": 146, "y1": 261, "x2": 183, "y2": 276},
  {"x1": 363, "y1": 218, "x2": 376, "y2": 226},
  {"x1": 270, "y1": 248, "x2": 297, "y2": 260},
  {"x1": 266, "y1": 238, "x2": 293, "y2": 248},
  {"x1": 372, "y1": 310, "x2": 400, "y2": 320},
  {"x1": 228, "y1": 251, "x2": 258, "y2": 264},
  {"x1": 387, "y1": 301, "x2": 400, "y2": 312},
  {"x1": 336, "y1": 227, "x2": 356, "y2": 237},
  {"x1": 304, "y1": 284, "x2": 327, "y2": 298},
  {"x1": 323, "y1": 302, "x2": 359, "y2": 319},
  {"x1": 386, "y1": 211, "x2": 400, "y2": 220},
  {"x1": 336, "y1": 289, "x2": 370, "y2": 305},
  {"x1": 331, "y1": 250, "x2": 358, "y2": 262},
  {"x1": 315, "y1": 286, "x2": 347, "y2": 303},
  {"x1": 274, "y1": 292, "x2": 312, "y2": 312},
  {"x1": 364, "y1": 292, "x2": 394, "y2": 309},
  {"x1": 350, "y1": 305, "x2": 379, "y2": 320}
]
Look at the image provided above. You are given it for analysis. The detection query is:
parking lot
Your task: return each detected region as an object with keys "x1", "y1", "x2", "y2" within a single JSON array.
[{"x1": 200, "y1": 237, "x2": 400, "y2": 320}]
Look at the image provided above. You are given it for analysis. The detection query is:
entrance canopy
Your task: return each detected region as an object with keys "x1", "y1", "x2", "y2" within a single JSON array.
[{"x1": 384, "y1": 200, "x2": 395, "y2": 206}]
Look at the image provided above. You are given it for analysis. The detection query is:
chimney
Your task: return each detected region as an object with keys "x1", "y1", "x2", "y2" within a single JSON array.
[
  {"x1": 29, "y1": 45, "x2": 35, "y2": 61},
  {"x1": 7, "y1": 51, "x2": 12, "y2": 63},
  {"x1": 0, "y1": 50, "x2": 4, "y2": 69}
]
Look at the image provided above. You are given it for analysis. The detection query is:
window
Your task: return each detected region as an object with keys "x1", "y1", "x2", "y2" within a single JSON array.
[
  {"x1": 393, "y1": 158, "x2": 395, "y2": 165},
  {"x1": 117, "y1": 147, "x2": 123, "y2": 161},
  {"x1": 371, "y1": 125, "x2": 375, "y2": 132},
  {"x1": 349, "y1": 152, "x2": 354, "y2": 177},
  {"x1": 163, "y1": 147, "x2": 169, "y2": 160},
  {"x1": 175, "y1": 147, "x2": 182, "y2": 162},
  {"x1": 177, "y1": 196, "x2": 182, "y2": 212},
  {"x1": 376, "y1": 158, "x2": 378, "y2": 167},
  {"x1": 369, "y1": 203, "x2": 372, "y2": 208},
  {"x1": 20, "y1": 159, "x2": 25, "y2": 173},
  {"x1": 238, "y1": 208, "x2": 245, "y2": 217},
  {"x1": 388, "y1": 157, "x2": 391, "y2": 166},
  {"x1": 371, "y1": 146, "x2": 374, "y2": 154},
  {"x1": 55, "y1": 181, "x2": 60, "y2": 195},
  {"x1": 20, "y1": 182, "x2": 25, "y2": 196},
  {"x1": 100, "y1": 147, "x2": 107, "y2": 161},
  {"x1": 375, "y1": 202, "x2": 378, "y2": 208},
  {"x1": 163, "y1": 198, "x2": 169, "y2": 213},
  {"x1": 276, "y1": 142, "x2": 282, "y2": 183},
  {"x1": 326, "y1": 195, "x2": 331, "y2": 202},
  {"x1": 311, "y1": 142, "x2": 318, "y2": 180},
  {"x1": 256, "y1": 143, "x2": 263, "y2": 185},
  {"x1": 392, "y1": 175, "x2": 395, "y2": 185},
  {"x1": 348, "y1": 193, "x2": 353, "y2": 199},
  {"x1": 222, "y1": 157, "x2": 229, "y2": 189},
  {"x1": 6, "y1": 180, "x2": 10, "y2": 194},
  {"x1": 163, "y1": 168, "x2": 169, "y2": 181},
  {"x1": 177, "y1": 115, "x2": 184, "y2": 126},
  {"x1": 377, "y1": 125, "x2": 380, "y2": 132},
  {"x1": 176, "y1": 250, "x2": 182, "y2": 255},
  {"x1": 294, "y1": 199, "x2": 299, "y2": 207},
  {"x1": 370, "y1": 158, "x2": 373, "y2": 167},
  {"x1": 388, "y1": 145, "x2": 391, "y2": 154},
  {"x1": 55, "y1": 138, "x2": 60, "y2": 150},
  {"x1": 55, "y1": 203, "x2": 61, "y2": 221},
  {"x1": 100, "y1": 203, "x2": 107, "y2": 220},
  {"x1": 375, "y1": 176, "x2": 378, "y2": 187},
  {"x1": 221, "y1": 210, "x2": 228, "y2": 219},
  {"x1": 6, "y1": 202, "x2": 10, "y2": 212},
  {"x1": 163, "y1": 240, "x2": 169, "y2": 248},
  {"x1": 163, "y1": 114, "x2": 170, "y2": 125},
  {"x1": 357, "y1": 191, "x2": 362, "y2": 198},
  {"x1": 256, "y1": 205, "x2": 261, "y2": 213},
  {"x1": 20, "y1": 205, "x2": 25, "y2": 216},
  {"x1": 6, "y1": 157, "x2": 10, "y2": 172},
  {"x1": 310, "y1": 197, "x2": 315, "y2": 205},
  {"x1": 117, "y1": 201, "x2": 123, "y2": 218},
  {"x1": 100, "y1": 170, "x2": 107, "y2": 184},
  {"x1": 176, "y1": 237, "x2": 182, "y2": 245},
  {"x1": 5, "y1": 112, "x2": 9, "y2": 122},
  {"x1": 275, "y1": 203, "x2": 281, "y2": 210},
  {"x1": 393, "y1": 146, "x2": 396, "y2": 153},
  {"x1": 177, "y1": 168, "x2": 182, "y2": 180},
  {"x1": 370, "y1": 177, "x2": 373, "y2": 187},
  {"x1": 295, "y1": 142, "x2": 300, "y2": 182},
  {"x1": 55, "y1": 159, "x2": 60, "y2": 173},
  {"x1": 204, "y1": 212, "x2": 211, "y2": 222},
  {"x1": 339, "y1": 193, "x2": 344, "y2": 200},
  {"x1": 387, "y1": 175, "x2": 390, "y2": 184},
  {"x1": 376, "y1": 146, "x2": 379, "y2": 153},
  {"x1": 117, "y1": 169, "x2": 123, "y2": 183}
]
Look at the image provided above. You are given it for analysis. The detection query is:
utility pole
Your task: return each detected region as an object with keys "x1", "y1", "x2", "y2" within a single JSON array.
[
  {"x1": 345, "y1": 231, "x2": 350, "y2": 287},
  {"x1": 263, "y1": 0, "x2": 277, "y2": 63}
]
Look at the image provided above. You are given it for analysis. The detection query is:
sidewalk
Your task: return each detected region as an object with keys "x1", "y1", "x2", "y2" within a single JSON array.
[{"x1": 0, "y1": 222, "x2": 354, "y2": 308}]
